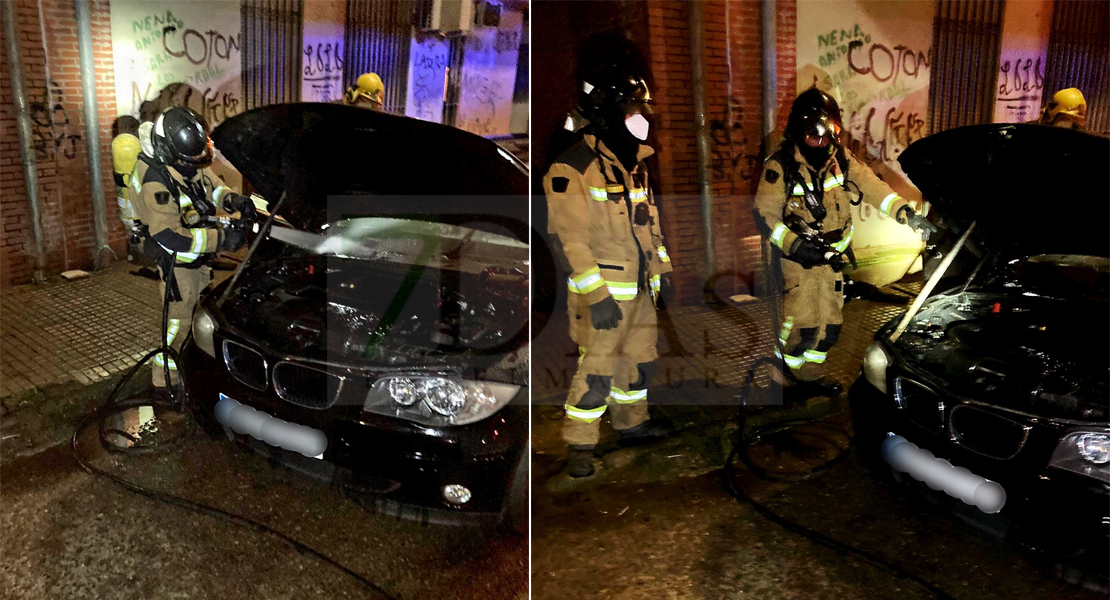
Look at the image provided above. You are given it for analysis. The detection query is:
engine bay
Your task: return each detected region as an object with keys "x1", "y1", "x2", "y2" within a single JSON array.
[
  {"x1": 897, "y1": 290, "x2": 1107, "y2": 422},
  {"x1": 218, "y1": 248, "x2": 528, "y2": 375}
]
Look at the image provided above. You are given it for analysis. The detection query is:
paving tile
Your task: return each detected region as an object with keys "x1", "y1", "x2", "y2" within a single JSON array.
[{"x1": 2, "y1": 263, "x2": 161, "y2": 401}]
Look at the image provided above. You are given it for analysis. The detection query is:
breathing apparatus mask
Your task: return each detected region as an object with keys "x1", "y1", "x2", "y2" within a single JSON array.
[
  {"x1": 579, "y1": 65, "x2": 655, "y2": 170},
  {"x1": 786, "y1": 88, "x2": 844, "y2": 168}
]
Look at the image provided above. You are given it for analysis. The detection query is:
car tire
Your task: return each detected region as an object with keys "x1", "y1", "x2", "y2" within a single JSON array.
[{"x1": 501, "y1": 445, "x2": 528, "y2": 536}]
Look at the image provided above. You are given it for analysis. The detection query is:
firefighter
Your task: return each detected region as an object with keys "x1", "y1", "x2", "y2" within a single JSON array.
[
  {"x1": 129, "y1": 106, "x2": 255, "y2": 393},
  {"x1": 544, "y1": 64, "x2": 674, "y2": 478},
  {"x1": 754, "y1": 88, "x2": 934, "y2": 401},
  {"x1": 1032, "y1": 88, "x2": 1087, "y2": 130},
  {"x1": 344, "y1": 72, "x2": 385, "y2": 110}
]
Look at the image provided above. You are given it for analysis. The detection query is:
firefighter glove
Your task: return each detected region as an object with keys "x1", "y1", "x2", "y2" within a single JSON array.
[
  {"x1": 225, "y1": 193, "x2": 258, "y2": 223},
  {"x1": 788, "y1": 237, "x2": 831, "y2": 268},
  {"x1": 896, "y1": 206, "x2": 937, "y2": 242},
  {"x1": 590, "y1": 296, "x2": 623, "y2": 330},
  {"x1": 219, "y1": 223, "x2": 246, "y2": 252}
]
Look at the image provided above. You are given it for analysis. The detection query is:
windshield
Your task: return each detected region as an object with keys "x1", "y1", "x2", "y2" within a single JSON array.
[{"x1": 266, "y1": 217, "x2": 528, "y2": 274}]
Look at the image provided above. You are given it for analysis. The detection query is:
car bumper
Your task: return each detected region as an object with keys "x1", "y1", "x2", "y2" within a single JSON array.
[
  {"x1": 850, "y1": 376, "x2": 1110, "y2": 552},
  {"x1": 180, "y1": 341, "x2": 527, "y2": 526}
]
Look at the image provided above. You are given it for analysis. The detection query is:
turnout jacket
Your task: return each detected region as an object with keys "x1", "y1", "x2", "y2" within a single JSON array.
[
  {"x1": 129, "y1": 157, "x2": 237, "y2": 266},
  {"x1": 753, "y1": 145, "x2": 912, "y2": 260},
  {"x1": 544, "y1": 134, "x2": 673, "y2": 305}
]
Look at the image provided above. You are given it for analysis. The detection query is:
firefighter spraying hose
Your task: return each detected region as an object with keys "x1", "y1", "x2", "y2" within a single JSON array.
[
  {"x1": 70, "y1": 107, "x2": 395, "y2": 599},
  {"x1": 718, "y1": 87, "x2": 956, "y2": 599}
]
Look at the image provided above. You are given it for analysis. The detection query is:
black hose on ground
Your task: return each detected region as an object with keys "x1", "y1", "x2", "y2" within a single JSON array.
[
  {"x1": 722, "y1": 356, "x2": 956, "y2": 600},
  {"x1": 70, "y1": 251, "x2": 398, "y2": 600}
]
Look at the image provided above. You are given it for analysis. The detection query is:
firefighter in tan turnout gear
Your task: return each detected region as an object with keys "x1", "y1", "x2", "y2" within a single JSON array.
[
  {"x1": 1031, "y1": 87, "x2": 1087, "y2": 130},
  {"x1": 344, "y1": 72, "x2": 385, "y2": 111},
  {"x1": 129, "y1": 106, "x2": 255, "y2": 394},
  {"x1": 754, "y1": 88, "x2": 934, "y2": 402},
  {"x1": 544, "y1": 65, "x2": 675, "y2": 478}
]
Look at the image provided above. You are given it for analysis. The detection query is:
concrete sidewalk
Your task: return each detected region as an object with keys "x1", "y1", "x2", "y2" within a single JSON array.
[{"x1": 1, "y1": 263, "x2": 164, "y2": 460}]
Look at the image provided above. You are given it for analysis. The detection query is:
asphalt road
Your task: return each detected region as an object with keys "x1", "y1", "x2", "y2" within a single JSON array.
[
  {"x1": 531, "y1": 405, "x2": 1106, "y2": 600},
  {"x1": 1, "y1": 415, "x2": 527, "y2": 600}
]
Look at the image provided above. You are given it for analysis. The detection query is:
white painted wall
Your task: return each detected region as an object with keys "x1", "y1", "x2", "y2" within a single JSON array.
[
  {"x1": 406, "y1": 35, "x2": 450, "y2": 123},
  {"x1": 301, "y1": 0, "x2": 346, "y2": 103},
  {"x1": 110, "y1": 0, "x2": 242, "y2": 125},
  {"x1": 455, "y1": 9, "x2": 523, "y2": 136}
]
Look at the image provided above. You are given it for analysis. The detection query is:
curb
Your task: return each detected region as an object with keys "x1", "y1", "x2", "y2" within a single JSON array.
[{"x1": 0, "y1": 366, "x2": 150, "y2": 464}]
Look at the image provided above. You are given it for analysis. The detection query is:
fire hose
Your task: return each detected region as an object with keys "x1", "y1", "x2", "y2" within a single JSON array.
[
  {"x1": 718, "y1": 236, "x2": 960, "y2": 600},
  {"x1": 69, "y1": 201, "x2": 397, "y2": 599}
]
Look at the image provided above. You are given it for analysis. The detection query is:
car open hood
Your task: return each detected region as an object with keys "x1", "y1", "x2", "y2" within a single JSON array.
[
  {"x1": 898, "y1": 124, "x2": 1109, "y2": 258},
  {"x1": 211, "y1": 103, "x2": 528, "y2": 239}
]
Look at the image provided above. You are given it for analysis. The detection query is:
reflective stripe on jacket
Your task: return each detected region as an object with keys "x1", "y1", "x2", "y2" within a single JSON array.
[
  {"x1": 544, "y1": 134, "x2": 672, "y2": 305},
  {"x1": 130, "y1": 160, "x2": 230, "y2": 264},
  {"x1": 754, "y1": 146, "x2": 911, "y2": 258}
]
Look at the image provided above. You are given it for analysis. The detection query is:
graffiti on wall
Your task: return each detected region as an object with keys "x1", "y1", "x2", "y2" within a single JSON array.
[
  {"x1": 796, "y1": 0, "x2": 934, "y2": 287},
  {"x1": 27, "y1": 80, "x2": 83, "y2": 161},
  {"x1": 847, "y1": 40, "x2": 931, "y2": 85},
  {"x1": 406, "y1": 37, "x2": 448, "y2": 123},
  {"x1": 302, "y1": 41, "x2": 344, "y2": 102},
  {"x1": 842, "y1": 38, "x2": 930, "y2": 165},
  {"x1": 995, "y1": 55, "x2": 1045, "y2": 123},
  {"x1": 111, "y1": 3, "x2": 242, "y2": 126},
  {"x1": 708, "y1": 98, "x2": 761, "y2": 194},
  {"x1": 455, "y1": 13, "x2": 522, "y2": 137},
  {"x1": 797, "y1": 3, "x2": 933, "y2": 180}
]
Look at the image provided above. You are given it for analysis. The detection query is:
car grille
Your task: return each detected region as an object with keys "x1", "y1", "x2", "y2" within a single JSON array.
[
  {"x1": 223, "y1": 340, "x2": 268, "y2": 391},
  {"x1": 949, "y1": 404, "x2": 1030, "y2": 460},
  {"x1": 894, "y1": 378, "x2": 945, "y2": 433},
  {"x1": 272, "y1": 361, "x2": 345, "y2": 410}
]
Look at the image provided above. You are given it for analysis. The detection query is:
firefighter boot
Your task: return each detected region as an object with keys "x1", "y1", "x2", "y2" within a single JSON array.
[
  {"x1": 616, "y1": 362, "x2": 673, "y2": 444},
  {"x1": 563, "y1": 375, "x2": 611, "y2": 477}
]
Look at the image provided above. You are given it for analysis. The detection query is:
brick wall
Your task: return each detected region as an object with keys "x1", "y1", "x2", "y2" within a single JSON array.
[
  {"x1": 1, "y1": 0, "x2": 124, "y2": 287},
  {"x1": 531, "y1": 0, "x2": 798, "y2": 307},
  {"x1": 776, "y1": 0, "x2": 797, "y2": 132},
  {"x1": 645, "y1": 0, "x2": 774, "y2": 305}
]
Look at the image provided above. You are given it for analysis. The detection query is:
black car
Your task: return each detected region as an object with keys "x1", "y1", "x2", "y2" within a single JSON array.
[
  {"x1": 849, "y1": 124, "x2": 1109, "y2": 577},
  {"x1": 181, "y1": 104, "x2": 530, "y2": 529}
]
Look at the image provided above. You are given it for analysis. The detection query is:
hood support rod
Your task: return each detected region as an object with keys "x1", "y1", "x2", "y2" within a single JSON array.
[
  {"x1": 217, "y1": 193, "x2": 288, "y2": 308},
  {"x1": 890, "y1": 221, "x2": 976, "y2": 343}
]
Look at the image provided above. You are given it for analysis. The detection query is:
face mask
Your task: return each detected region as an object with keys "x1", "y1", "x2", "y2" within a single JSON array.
[{"x1": 626, "y1": 114, "x2": 649, "y2": 141}]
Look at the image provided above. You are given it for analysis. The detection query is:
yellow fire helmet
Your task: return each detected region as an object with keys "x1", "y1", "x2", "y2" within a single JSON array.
[
  {"x1": 1041, "y1": 88, "x2": 1087, "y2": 128},
  {"x1": 344, "y1": 72, "x2": 384, "y2": 106},
  {"x1": 357, "y1": 72, "x2": 384, "y2": 97}
]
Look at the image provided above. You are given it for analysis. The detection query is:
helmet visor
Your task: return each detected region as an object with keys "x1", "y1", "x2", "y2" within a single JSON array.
[
  {"x1": 621, "y1": 100, "x2": 654, "y2": 116},
  {"x1": 801, "y1": 112, "x2": 842, "y2": 146},
  {"x1": 178, "y1": 137, "x2": 214, "y2": 168}
]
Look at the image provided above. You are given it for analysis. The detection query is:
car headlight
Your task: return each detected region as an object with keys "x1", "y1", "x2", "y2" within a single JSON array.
[
  {"x1": 192, "y1": 308, "x2": 217, "y2": 358},
  {"x1": 863, "y1": 341, "x2": 890, "y2": 394},
  {"x1": 363, "y1": 376, "x2": 519, "y2": 426},
  {"x1": 1049, "y1": 430, "x2": 1110, "y2": 483}
]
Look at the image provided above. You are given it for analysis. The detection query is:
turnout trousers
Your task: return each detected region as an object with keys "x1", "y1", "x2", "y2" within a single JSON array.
[
  {"x1": 153, "y1": 265, "x2": 210, "y2": 388},
  {"x1": 563, "y1": 293, "x2": 658, "y2": 446},
  {"x1": 777, "y1": 260, "x2": 844, "y2": 382}
]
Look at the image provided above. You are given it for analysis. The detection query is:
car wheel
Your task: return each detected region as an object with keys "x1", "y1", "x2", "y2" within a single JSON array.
[{"x1": 501, "y1": 445, "x2": 528, "y2": 536}]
